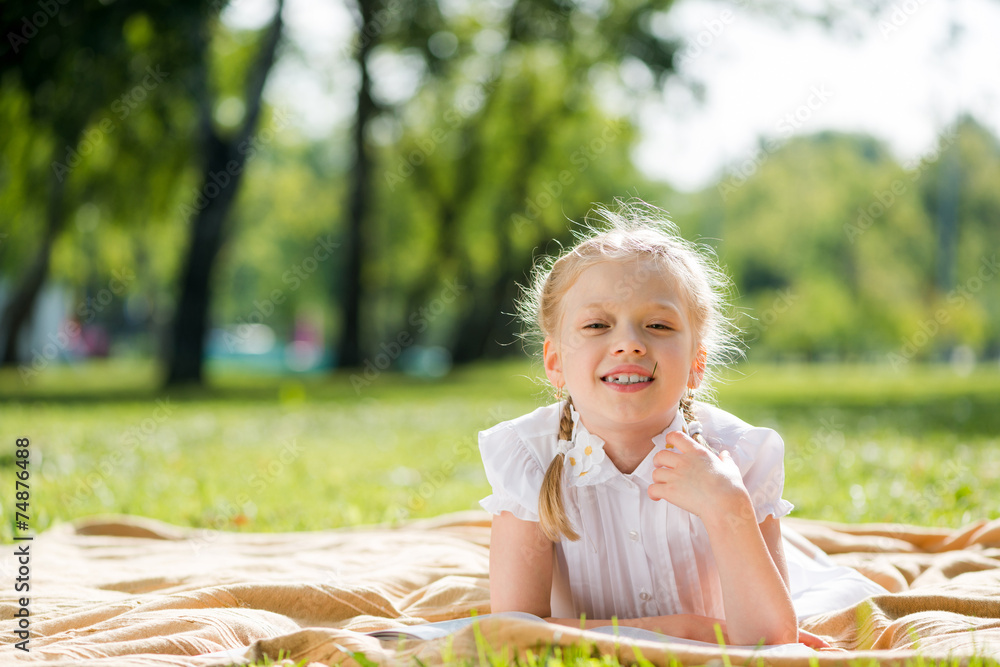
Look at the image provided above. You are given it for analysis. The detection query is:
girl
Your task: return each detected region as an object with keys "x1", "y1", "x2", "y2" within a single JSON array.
[{"x1": 479, "y1": 202, "x2": 885, "y2": 648}]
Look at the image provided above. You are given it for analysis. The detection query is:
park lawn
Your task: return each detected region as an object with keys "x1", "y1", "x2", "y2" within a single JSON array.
[{"x1": 1, "y1": 359, "x2": 998, "y2": 539}]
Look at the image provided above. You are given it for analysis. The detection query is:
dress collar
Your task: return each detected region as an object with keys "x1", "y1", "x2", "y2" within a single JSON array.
[
  {"x1": 561, "y1": 404, "x2": 686, "y2": 486},
  {"x1": 632, "y1": 409, "x2": 686, "y2": 484}
]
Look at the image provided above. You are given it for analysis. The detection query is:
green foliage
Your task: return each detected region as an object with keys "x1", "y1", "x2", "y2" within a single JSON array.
[
  {"x1": 358, "y1": 0, "x2": 675, "y2": 359},
  {"x1": 369, "y1": 47, "x2": 645, "y2": 352},
  {"x1": 3, "y1": 0, "x2": 999, "y2": 373},
  {"x1": 673, "y1": 119, "x2": 1000, "y2": 362},
  {"x1": 0, "y1": 82, "x2": 50, "y2": 272}
]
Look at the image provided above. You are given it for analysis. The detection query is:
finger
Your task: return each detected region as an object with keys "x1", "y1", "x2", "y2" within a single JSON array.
[
  {"x1": 650, "y1": 465, "x2": 678, "y2": 484},
  {"x1": 666, "y1": 430, "x2": 720, "y2": 460},
  {"x1": 690, "y1": 432, "x2": 723, "y2": 459},
  {"x1": 647, "y1": 482, "x2": 675, "y2": 502},
  {"x1": 798, "y1": 628, "x2": 829, "y2": 648},
  {"x1": 652, "y1": 448, "x2": 681, "y2": 468},
  {"x1": 798, "y1": 629, "x2": 832, "y2": 649},
  {"x1": 662, "y1": 430, "x2": 697, "y2": 453}
]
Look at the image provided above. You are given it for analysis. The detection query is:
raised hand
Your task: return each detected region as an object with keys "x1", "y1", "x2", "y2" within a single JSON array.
[{"x1": 647, "y1": 428, "x2": 749, "y2": 520}]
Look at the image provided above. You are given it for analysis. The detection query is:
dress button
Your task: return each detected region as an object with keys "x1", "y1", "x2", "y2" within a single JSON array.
[
  {"x1": 628, "y1": 530, "x2": 639, "y2": 541},
  {"x1": 639, "y1": 591, "x2": 651, "y2": 601}
]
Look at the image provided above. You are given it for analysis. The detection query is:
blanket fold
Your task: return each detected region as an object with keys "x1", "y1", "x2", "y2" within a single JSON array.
[{"x1": 2, "y1": 513, "x2": 998, "y2": 666}]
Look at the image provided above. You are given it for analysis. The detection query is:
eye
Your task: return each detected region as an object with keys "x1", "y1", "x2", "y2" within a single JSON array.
[
  {"x1": 648, "y1": 323, "x2": 673, "y2": 330},
  {"x1": 583, "y1": 322, "x2": 609, "y2": 329}
]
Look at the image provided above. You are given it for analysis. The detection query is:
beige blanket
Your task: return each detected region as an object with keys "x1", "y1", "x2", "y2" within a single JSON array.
[{"x1": 2, "y1": 512, "x2": 999, "y2": 666}]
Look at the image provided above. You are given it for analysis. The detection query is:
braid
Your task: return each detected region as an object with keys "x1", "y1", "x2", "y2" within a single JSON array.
[
  {"x1": 538, "y1": 397, "x2": 580, "y2": 542},
  {"x1": 680, "y1": 390, "x2": 697, "y2": 425},
  {"x1": 680, "y1": 389, "x2": 717, "y2": 453},
  {"x1": 558, "y1": 394, "x2": 574, "y2": 441}
]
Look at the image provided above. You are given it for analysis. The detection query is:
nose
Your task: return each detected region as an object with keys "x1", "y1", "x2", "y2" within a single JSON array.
[{"x1": 612, "y1": 322, "x2": 646, "y2": 356}]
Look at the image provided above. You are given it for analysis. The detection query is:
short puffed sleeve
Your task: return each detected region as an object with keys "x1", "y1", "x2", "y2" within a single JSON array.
[
  {"x1": 478, "y1": 422, "x2": 547, "y2": 522},
  {"x1": 728, "y1": 427, "x2": 795, "y2": 524}
]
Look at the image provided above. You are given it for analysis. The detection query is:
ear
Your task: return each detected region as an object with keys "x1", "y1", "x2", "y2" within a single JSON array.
[
  {"x1": 543, "y1": 338, "x2": 564, "y2": 389},
  {"x1": 688, "y1": 345, "x2": 707, "y2": 389}
]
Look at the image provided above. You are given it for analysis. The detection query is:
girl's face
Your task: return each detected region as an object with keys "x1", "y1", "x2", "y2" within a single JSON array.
[{"x1": 543, "y1": 258, "x2": 705, "y2": 438}]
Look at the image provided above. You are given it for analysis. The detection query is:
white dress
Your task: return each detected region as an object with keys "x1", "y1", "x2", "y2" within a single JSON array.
[{"x1": 479, "y1": 401, "x2": 886, "y2": 622}]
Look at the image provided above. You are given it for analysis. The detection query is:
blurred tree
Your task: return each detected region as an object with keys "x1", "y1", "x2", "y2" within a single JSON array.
[
  {"x1": 212, "y1": 141, "x2": 346, "y2": 345},
  {"x1": 671, "y1": 119, "x2": 1000, "y2": 363},
  {"x1": 917, "y1": 116, "x2": 1000, "y2": 359},
  {"x1": 163, "y1": 0, "x2": 285, "y2": 386},
  {"x1": 372, "y1": 51, "x2": 643, "y2": 365},
  {"x1": 339, "y1": 0, "x2": 679, "y2": 368},
  {"x1": 337, "y1": 0, "x2": 444, "y2": 368},
  {"x1": 0, "y1": 0, "x2": 199, "y2": 365},
  {"x1": 0, "y1": 1, "x2": 285, "y2": 386},
  {"x1": 693, "y1": 131, "x2": 937, "y2": 360},
  {"x1": 4, "y1": 0, "x2": 995, "y2": 377}
]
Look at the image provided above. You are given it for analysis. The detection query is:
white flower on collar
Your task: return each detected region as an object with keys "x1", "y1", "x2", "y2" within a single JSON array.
[{"x1": 560, "y1": 404, "x2": 606, "y2": 486}]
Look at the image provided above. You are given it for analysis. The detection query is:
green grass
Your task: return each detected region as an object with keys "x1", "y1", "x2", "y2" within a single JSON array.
[
  {"x1": 0, "y1": 358, "x2": 547, "y2": 537},
  {"x1": 2, "y1": 359, "x2": 999, "y2": 666},
  {"x1": 1, "y1": 359, "x2": 997, "y2": 537}
]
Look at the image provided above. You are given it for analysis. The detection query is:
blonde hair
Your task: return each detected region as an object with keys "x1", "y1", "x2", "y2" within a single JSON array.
[{"x1": 519, "y1": 200, "x2": 740, "y2": 542}]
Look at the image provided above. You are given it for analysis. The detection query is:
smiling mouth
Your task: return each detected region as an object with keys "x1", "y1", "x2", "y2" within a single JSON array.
[{"x1": 601, "y1": 374, "x2": 653, "y2": 386}]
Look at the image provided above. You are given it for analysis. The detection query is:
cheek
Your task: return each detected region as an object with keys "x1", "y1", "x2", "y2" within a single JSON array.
[
  {"x1": 561, "y1": 329, "x2": 586, "y2": 354},
  {"x1": 562, "y1": 348, "x2": 599, "y2": 382},
  {"x1": 658, "y1": 353, "x2": 694, "y2": 383}
]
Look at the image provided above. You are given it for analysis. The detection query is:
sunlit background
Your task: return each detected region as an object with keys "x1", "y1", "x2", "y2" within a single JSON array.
[
  {"x1": 1, "y1": 0, "x2": 999, "y2": 536},
  {"x1": 2, "y1": 0, "x2": 998, "y2": 383}
]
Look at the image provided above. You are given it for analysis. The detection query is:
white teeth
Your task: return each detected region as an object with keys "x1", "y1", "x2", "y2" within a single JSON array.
[{"x1": 604, "y1": 374, "x2": 650, "y2": 385}]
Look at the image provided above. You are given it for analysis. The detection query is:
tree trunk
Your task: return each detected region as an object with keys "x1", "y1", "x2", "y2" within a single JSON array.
[
  {"x1": 163, "y1": 1, "x2": 284, "y2": 386},
  {"x1": 337, "y1": 0, "x2": 377, "y2": 369},
  {"x1": 935, "y1": 146, "x2": 960, "y2": 293},
  {"x1": 1, "y1": 158, "x2": 67, "y2": 366}
]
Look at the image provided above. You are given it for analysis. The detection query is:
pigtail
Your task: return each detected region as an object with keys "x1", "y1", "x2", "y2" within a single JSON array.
[
  {"x1": 538, "y1": 397, "x2": 580, "y2": 542},
  {"x1": 680, "y1": 388, "x2": 720, "y2": 454},
  {"x1": 680, "y1": 389, "x2": 697, "y2": 425}
]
